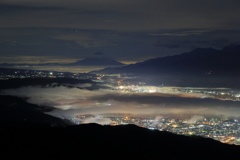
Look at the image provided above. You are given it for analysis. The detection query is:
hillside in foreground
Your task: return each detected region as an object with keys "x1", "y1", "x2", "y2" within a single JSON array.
[
  {"x1": 0, "y1": 94, "x2": 239, "y2": 159},
  {"x1": 1, "y1": 123, "x2": 240, "y2": 160}
]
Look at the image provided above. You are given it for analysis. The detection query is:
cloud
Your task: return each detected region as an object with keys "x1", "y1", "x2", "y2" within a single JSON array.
[
  {"x1": 0, "y1": 55, "x2": 77, "y2": 64},
  {"x1": 1, "y1": 86, "x2": 240, "y2": 122},
  {"x1": 82, "y1": 117, "x2": 112, "y2": 125},
  {"x1": 53, "y1": 35, "x2": 115, "y2": 48},
  {"x1": 10, "y1": 65, "x2": 118, "y2": 73},
  {"x1": 74, "y1": 83, "x2": 92, "y2": 88},
  {"x1": 153, "y1": 33, "x2": 240, "y2": 49},
  {"x1": 152, "y1": 116, "x2": 163, "y2": 126},
  {"x1": 150, "y1": 30, "x2": 210, "y2": 37},
  {"x1": 185, "y1": 115, "x2": 205, "y2": 123},
  {"x1": 1, "y1": 0, "x2": 240, "y2": 31}
]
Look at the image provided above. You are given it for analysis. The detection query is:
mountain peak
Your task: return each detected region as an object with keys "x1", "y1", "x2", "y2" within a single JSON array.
[
  {"x1": 96, "y1": 45, "x2": 240, "y2": 78},
  {"x1": 68, "y1": 57, "x2": 124, "y2": 66}
]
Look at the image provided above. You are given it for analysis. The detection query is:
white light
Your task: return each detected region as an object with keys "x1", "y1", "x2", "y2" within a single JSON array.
[{"x1": 149, "y1": 90, "x2": 156, "y2": 93}]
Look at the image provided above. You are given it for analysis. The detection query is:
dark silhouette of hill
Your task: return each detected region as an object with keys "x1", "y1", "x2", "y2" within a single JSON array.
[
  {"x1": 97, "y1": 45, "x2": 240, "y2": 76},
  {"x1": 0, "y1": 123, "x2": 240, "y2": 160},
  {"x1": 66, "y1": 57, "x2": 124, "y2": 66},
  {"x1": 0, "y1": 95, "x2": 72, "y2": 127},
  {"x1": 95, "y1": 45, "x2": 240, "y2": 88}
]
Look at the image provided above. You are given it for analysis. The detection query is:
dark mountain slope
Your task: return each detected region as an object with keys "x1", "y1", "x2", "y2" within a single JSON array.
[
  {"x1": 1, "y1": 123, "x2": 240, "y2": 160},
  {"x1": 0, "y1": 95, "x2": 72, "y2": 127},
  {"x1": 66, "y1": 57, "x2": 124, "y2": 66},
  {"x1": 97, "y1": 45, "x2": 240, "y2": 76}
]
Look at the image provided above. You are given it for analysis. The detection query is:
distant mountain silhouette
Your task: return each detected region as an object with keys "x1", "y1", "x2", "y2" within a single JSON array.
[
  {"x1": 1, "y1": 123, "x2": 239, "y2": 160},
  {"x1": 66, "y1": 57, "x2": 124, "y2": 66},
  {"x1": 96, "y1": 44, "x2": 240, "y2": 76},
  {"x1": 0, "y1": 58, "x2": 124, "y2": 67}
]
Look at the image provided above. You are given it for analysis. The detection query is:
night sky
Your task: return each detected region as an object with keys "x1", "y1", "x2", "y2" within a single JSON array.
[{"x1": 1, "y1": 0, "x2": 240, "y2": 64}]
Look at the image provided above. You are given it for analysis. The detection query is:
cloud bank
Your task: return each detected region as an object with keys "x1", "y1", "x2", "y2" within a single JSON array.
[{"x1": 1, "y1": 85, "x2": 240, "y2": 123}]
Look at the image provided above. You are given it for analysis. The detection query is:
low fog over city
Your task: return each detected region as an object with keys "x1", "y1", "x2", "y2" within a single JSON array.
[{"x1": 2, "y1": 84, "x2": 240, "y2": 121}]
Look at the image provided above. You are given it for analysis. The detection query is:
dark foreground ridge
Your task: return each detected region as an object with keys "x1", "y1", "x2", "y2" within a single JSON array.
[
  {"x1": 0, "y1": 95, "x2": 72, "y2": 127},
  {"x1": 1, "y1": 123, "x2": 240, "y2": 160}
]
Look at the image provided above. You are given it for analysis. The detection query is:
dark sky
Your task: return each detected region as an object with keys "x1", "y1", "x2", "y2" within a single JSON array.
[{"x1": 1, "y1": 0, "x2": 240, "y2": 64}]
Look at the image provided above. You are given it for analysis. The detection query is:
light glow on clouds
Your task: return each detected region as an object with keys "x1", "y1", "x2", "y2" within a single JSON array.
[
  {"x1": 11, "y1": 65, "x2": 120, "y2": 73},
  {"x1": 1, "y1": 85, "x2": 240, "y2": 123}
]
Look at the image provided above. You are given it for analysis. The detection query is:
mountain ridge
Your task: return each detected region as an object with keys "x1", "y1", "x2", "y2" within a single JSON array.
[
  {"x1": 67, "y1": 57, "x2": 124, "y2": 66},
  {"x1": 1, "y1": 123, "x2": 240, "y2": 160},
  {"x1": 95, "y1": 44, "x2": 240, "y2": 76}
]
